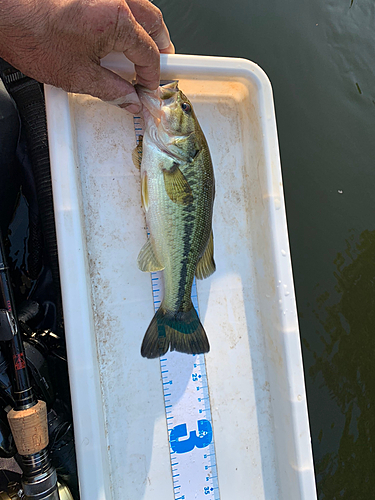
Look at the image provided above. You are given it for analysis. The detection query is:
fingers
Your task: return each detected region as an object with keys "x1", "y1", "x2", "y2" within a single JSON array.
[
  {"x1": 112, "y1": 3, "x2": 160, "y2": 89},
  {"x1": 57, "y1": 0, "x2": 173, "y2": 96},
  {"x1": 126, "y1": 0, "x2": 174, "y2": 53},
  {"x1": 76, "y1": 63, "x2": 142, "y2": 113}
]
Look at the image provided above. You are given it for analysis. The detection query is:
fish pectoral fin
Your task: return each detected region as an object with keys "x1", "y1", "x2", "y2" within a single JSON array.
[
  {"x1": 163, "y1": 164, "x2": 193, "y2": 205},
  {"x1": 137, "y1": 239, "x2": 164, "y2": 272},
  {"x1": 195, "y1": 230, "x2": 216, "y2": 280},
  {"x1": 132, "y1": 135, "x2": 143, "y2": 170}
]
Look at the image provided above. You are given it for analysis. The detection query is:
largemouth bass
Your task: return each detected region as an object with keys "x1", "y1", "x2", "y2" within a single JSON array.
[{"x1": 134, "y1": 81, "x2": 215, "y2": 359}]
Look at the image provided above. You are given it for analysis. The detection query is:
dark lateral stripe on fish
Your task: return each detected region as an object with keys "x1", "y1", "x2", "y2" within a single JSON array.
[{"x1": 176, "y1": 213, "x2": 194, "y2": 311}]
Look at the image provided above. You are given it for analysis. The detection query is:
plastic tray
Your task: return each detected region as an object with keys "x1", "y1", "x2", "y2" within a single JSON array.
[{"x1": 44, "y1": 53, "x2": 317, "y2": 500}]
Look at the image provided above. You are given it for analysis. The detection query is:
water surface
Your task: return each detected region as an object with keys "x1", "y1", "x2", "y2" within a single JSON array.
[{"x1": 156, "y1": 0, "x2": 375, "y2": 497}]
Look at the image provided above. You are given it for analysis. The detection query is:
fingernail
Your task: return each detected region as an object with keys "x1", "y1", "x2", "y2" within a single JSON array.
[{"x1": 160, "y1": 42, "x2": 175, "y2": 54}]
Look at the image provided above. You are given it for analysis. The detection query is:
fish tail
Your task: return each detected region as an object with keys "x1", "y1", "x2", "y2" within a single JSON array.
[{"x1": 141, "y1": 304, "x2": 210, "y2": 359}]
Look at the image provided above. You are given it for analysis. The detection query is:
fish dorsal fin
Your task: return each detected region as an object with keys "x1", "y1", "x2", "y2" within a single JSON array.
[
  {"x1": 163, "y1": 164, "x2": 193, "y2": 205},
  {"x1": 141, "y1": 172, "x2": 149, "y2": 211},
  {"x1": 195, "y1": 230, "x2": 216, "y2": 280},
  {"x1": 137, "y1": 239, "x2": 164, "y2": 272}
]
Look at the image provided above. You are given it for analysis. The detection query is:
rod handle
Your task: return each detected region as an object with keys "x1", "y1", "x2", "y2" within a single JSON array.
[{"x1": 7, "y1": 400, "x2": 49, "y2": 455}]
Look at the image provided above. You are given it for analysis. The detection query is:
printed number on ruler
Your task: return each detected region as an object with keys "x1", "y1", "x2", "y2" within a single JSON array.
[{"x1": 134, "y1": 116, "x2": 220, "y2": 500}]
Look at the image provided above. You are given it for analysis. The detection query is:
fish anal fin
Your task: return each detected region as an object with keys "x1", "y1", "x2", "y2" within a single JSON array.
[
  {"x1": 132, "y1": 135, "x2": 143, "y2": 169},
  {"x1": 195, "y1": 230, "x2": 216, "y2": 280},
  {"x1": 163, "y1": 164, "x2": 193, "y2": 205},
  {"x1": 141, "y1": 171, "x2": 149, "y2": 211},
  {"x1": 137, "y1": 239, "x2": 164, "y2": 272}
]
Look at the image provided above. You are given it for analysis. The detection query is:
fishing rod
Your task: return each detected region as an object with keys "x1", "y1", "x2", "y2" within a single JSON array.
[{"x1": 0, "y1": 229, "x2": 62, "y2": 500}]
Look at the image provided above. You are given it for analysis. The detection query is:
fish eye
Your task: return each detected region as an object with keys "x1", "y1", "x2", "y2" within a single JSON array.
[{"x1": 181, "y1": 102, "x2": 191, "y2": 113}]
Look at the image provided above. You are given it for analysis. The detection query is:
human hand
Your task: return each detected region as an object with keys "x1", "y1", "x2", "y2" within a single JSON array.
[{"x1": 0, "y1": 0, "x2": 174, "y2": 113}]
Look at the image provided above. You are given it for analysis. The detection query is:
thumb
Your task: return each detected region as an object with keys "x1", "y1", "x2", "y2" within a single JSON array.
[{"x1": 74, "y1": 62, "x2": 142, "y2": 113}]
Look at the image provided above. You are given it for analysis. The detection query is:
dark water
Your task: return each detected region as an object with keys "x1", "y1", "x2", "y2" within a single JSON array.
[{"x1": 156, "y1": 0, "x2": 375, "y2": 497}]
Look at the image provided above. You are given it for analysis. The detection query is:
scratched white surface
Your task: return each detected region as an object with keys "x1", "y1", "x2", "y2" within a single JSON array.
[{"x1": 45, "y1": 54, "x2": 316, "y2": 500}]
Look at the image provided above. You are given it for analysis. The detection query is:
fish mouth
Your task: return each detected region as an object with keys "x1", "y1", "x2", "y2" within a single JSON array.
[
  {"x1": 135, "y1": 81, "x2": 179, "y2": 123},
  {"x1": 159, "y1": 80, "x2": 179, "y2": 100},
  {"x1": 135, "y1": 85, "x2": 161, "y2": 119}
]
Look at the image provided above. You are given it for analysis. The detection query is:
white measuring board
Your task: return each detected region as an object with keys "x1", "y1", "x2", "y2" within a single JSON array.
[{"x1": 134, "y1": 116, "x2": 220, "y2": 500}]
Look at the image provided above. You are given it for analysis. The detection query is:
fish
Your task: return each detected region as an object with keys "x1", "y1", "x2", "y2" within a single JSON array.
[{"x1": 134, "y1": 81, "x2": 215, "y2": 359}]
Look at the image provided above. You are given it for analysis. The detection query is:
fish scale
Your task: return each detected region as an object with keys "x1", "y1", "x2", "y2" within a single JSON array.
[{"x1": 134, "y1": 116, "x2": 220, "y2": 500}]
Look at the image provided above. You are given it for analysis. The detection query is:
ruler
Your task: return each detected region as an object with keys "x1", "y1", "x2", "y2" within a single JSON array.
[{"x1": 134, "y1": 116, "x2": 220, "y2": 500}]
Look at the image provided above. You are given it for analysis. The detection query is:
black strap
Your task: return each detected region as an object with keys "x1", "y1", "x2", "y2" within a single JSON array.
[
  {"x1": 0, "y1": 60, "x2": 49, "y2": 166},
  {"x1": 0, "y1": 59, "x2": 64, "y2": 337}
]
